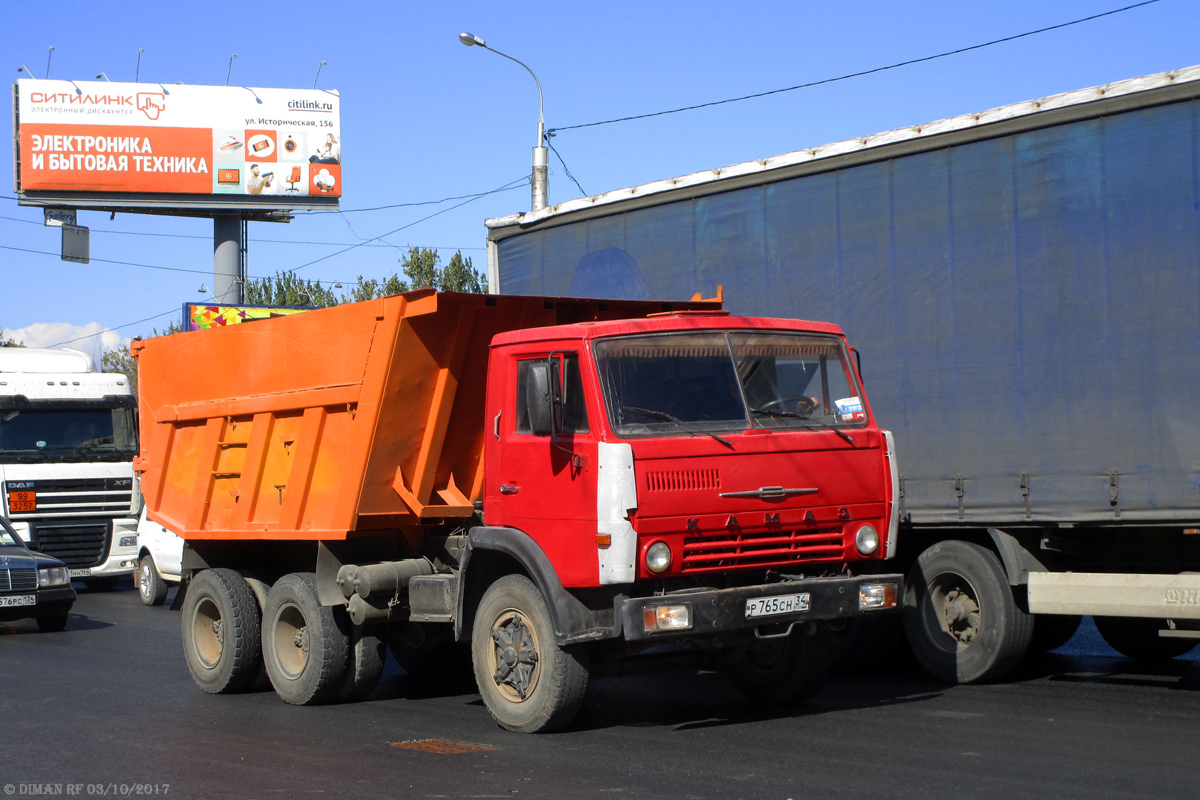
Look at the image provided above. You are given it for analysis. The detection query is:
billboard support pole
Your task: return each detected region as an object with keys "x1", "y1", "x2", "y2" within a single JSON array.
[{"x1": 213, "y1": 213, "x2": 244, "y2": 304}]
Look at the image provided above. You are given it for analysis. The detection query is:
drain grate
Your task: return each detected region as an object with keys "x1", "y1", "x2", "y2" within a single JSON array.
[{"x1": 390, "y1": 739, "x2": 496, "y2": 755}]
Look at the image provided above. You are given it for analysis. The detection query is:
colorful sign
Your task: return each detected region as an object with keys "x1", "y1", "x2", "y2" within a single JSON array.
[
  {"x1": 185, "y1": 303, "x2": 313, "y2": 332},
  {"x1": 14, "y1": 80, "x2": 341, "y2": 207}
]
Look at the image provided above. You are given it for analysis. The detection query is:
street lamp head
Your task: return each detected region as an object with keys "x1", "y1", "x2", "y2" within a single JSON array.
[{"x1": 459, "y1": 32, "x2": 485, "y2": 48}]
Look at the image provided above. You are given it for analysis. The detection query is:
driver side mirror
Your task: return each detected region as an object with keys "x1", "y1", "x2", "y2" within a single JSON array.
[{"x1": 525, "y1": 360, "x2": 562, "y2": 436}]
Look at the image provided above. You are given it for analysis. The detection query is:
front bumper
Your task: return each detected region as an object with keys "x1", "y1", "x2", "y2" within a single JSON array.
[
  {"x1": 618, "y1": 573, "x2": 902, "y2": 642},
  {"x1": 0, "y1": 585, "x2": 76, "y2": 622}
]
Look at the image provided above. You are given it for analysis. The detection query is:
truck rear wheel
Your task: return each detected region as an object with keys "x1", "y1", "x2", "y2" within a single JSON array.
[
  {"x1": 139, "y1": 555, "x2": 169, "y2": 607},
  {"x1": 726, "y1": 624, "x2": 834, "y2": 704},
  {"x1": 335, "y1": 614, "x2": 385, "y2": 702},
  {"x1": 1093, "y1": 616, "x2": 1198, "y2": 661},
  {"x1": 262, "y1": 573, "x2": 349, "y2": 705},
  {"x1": 903, "y1": 540, "x2": 1032, "y2": 683},
  {"x1": 181, "y1": 568, "x2": 263, "y2": 694},
  {"x1": 471, "y1": 574, "x2": 589, "y2": 733}
]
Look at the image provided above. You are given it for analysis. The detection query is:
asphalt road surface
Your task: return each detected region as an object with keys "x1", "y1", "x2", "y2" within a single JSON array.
[{"x1": 2, "y1": 583, "x2": 1198, "y2": 800}]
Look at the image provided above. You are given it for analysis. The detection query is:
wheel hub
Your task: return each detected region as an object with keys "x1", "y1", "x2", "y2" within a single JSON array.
[
  {"x1": 211, "y1": 618, "x2": 224, "y2": 645},
  {"x1": 939, "y1": 588, "x2": 980, "y2": 646},
  {"x1": 489, "y1": 612, "x2": 539, "y2": 701}
]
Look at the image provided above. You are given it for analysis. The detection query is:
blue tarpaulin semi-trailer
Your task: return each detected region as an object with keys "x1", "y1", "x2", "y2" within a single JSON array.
[{"x1": 485, "y1": 65, "x2": 1200, "y2": 683}]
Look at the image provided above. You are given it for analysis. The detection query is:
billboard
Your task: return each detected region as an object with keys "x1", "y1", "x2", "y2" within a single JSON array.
[
  {"x1": 184, "y1": 303, "x2": 314, "y2": 331},
  {"x1": 14, "y1": 79, "x2": 341, "y2": 211}
]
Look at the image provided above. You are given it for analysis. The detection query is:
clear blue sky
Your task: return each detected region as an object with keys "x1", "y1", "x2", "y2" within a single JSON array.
[{"x1": 2, "y1": 0, "x2": 1195, "y2": 360}]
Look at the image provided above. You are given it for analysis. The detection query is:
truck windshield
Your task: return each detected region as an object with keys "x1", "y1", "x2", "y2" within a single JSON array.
[
  {"x1": 595, "y1": 331, "x2": 865, "y2": 436},
  {"x1": 0, "y1": 407, "x2": 138, "y2": 463}
]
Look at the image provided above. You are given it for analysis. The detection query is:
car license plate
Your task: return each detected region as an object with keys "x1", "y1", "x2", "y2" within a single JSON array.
[
  {"x1": 745, "y1": 592, "x2": 810, "y2": 619},
  {"x1": 9, "y1": 490, "x2": 36, "y2": 512},
  {"x1": 69, "y1": 568, "x2": 91, "y2": 578},
  {"x1": 0, "y1": 594, "x2": 35, "y2": 607}
]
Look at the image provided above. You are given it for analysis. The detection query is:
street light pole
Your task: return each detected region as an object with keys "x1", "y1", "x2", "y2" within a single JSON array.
[{"x1": 459, "y1": 32, "x2": 548, "y2": 212}]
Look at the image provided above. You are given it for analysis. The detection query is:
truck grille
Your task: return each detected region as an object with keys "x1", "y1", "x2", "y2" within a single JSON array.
[
  {"x1": 0, "y1": 568, "x2": 37, "y2": 591},
  {"x1": 645, "y1": 469, "x2": 721, "y2": 492},
  {"x1": 32, "y1": 522, "x2": 110, "y2": 569},
  {"x1": 680, "y1": 527, "x2": 844, "y2": 573},
  {"x1": 6, "y1": 477, "x2": 133, "y2": 519}
]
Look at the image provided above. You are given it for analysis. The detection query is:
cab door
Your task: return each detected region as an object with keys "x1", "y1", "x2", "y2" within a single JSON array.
[{"x1": 493, "y1": 351, "x2": 599, "y2": 588}]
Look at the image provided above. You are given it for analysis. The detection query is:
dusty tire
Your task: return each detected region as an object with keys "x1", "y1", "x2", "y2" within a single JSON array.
[
  {"x1": 36, "y1": 610, "x2": 70, "y2": 632},
  {"x1": 336, "y1": 614, "x2": 385, "y2": 702},
  {"x1": 1029, "y1": 614, "x2": 1082, "y2": 653},
  {"x1": 726, "y1": 624, "x2": 834, "y2": 704},
  {"x1": 1093, "y1": 616, "x2": 1198, "y2": 661},
  {"x1": 471, "y1": 574, "x2": 589, "y2": 733},
  {"x1": 903, "y1": 540, "x2": 1033, "y2": 684},
  {"x1": 262, "y1": 573, "x2": 348, "y2": 705},
  {"x1": 138, "y1": 555, "x2": 169, "y2": 607},
  {"x1": 181, "y1": 568, "x2": 263, "y2": 694}
]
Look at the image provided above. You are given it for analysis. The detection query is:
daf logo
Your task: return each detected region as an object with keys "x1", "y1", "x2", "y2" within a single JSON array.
[{"x1": 10, "y1": 482, "x2": 34, "y2": 489}]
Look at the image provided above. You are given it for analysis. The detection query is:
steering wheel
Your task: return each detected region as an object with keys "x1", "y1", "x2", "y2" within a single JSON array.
[{"x1": 758, "y1": 396, "x2": 819, "y2": 415}]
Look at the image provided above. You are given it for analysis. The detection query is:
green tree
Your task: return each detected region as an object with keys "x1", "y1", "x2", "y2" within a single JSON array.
[
  {"x1": 441, "y1": 251, "x2": 487, "y2": 293},
  {"x1": 0, "y1": 329, "x2": 24, "y2": 347},
  {"x1": 398, "y1": 246, "x2": 441, "y2": 290},
  {"x1": 245, "y1": 272, "x2": 339, "y2": 307},
  {"x1": 345, "y1": 272, "x2": 408, "y2": 303},
  {"x1": 100, "y1": 321, "x2": 183, "y2": 394}
]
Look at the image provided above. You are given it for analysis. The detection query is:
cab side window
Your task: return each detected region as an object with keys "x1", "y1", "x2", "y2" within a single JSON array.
[{"x1": 515, "y1": 354, "x2": 589, "y2": 435}]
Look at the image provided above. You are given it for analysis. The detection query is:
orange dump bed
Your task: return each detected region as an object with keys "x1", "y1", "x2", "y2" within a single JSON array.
[{"x1": 134, "y1": 290, "x2": 715, "y2": 542}]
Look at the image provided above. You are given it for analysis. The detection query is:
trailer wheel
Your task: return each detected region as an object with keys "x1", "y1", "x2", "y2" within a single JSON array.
[
  {"x1": 335, "y1": 613, "x2": 385, "y2": 702},
  {"x1": 471, "y1": 574, "x2": 589, "y2": 733},
  {"x1": 1029, "y1": 614, "x2": 1082, "y2": 653},
  {"x1": 726, "y1": 624, "x2": 834, "y2": 704},
  {"x1": 262, "y1": 573, "x2": 349, "y2": 705},
  {"x1": 138, "y1": 555, "x2": 169, "y2": 607},
  {"x1": 181, "y1": 568, "x2": 263, "y2": 694},
  {"x1": 903, "y1": 540, "x2": 1032, "y2": 683},
  {"x1": 1093, "y1": 616, "x2": 1198, "y2": 661}
]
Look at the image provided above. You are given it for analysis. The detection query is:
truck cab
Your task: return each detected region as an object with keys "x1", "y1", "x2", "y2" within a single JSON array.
[
  {"x1": 0, "y1": 348, "x2": 140, "y2": 589},
  {"x1": 485, "y1": 311, "x2": 899, "y2": 590}
]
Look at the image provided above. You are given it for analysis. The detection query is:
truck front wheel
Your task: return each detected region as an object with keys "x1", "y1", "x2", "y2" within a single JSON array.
[
  {"x1": 262, "y1": 573, "x2": 349, "y2": 705},
  {"x1": 1093, "y1": 616, "x2": 1198, "y2": 661},
  {"x1": 903, "y1": 540, "x2": 1033, "y2": 683},
  {"x1": 181, "y1": 568, "x2": 263, "y2": 693},
  {"x1": 725, "y1": 624, "x2": 834, "y2": 704},
  {"x1": 471, "y1": 574, "x2": 589, "y2": 733}
]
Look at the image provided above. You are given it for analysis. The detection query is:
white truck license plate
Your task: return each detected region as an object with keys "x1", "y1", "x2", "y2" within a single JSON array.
[
  {"x1": 745, "y1": 592, "x2": 810, "y2": 619},
  {"x1": 0, "y1": 594, "x2": 36, "y2": 607},
  {"x1": 69, "y1": 568, "x2": 91, "y2": 578}
]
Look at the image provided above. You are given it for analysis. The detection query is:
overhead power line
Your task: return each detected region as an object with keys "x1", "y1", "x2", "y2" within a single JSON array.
[
  {"x1": 0, "y1": 214, "x2": 485, "y2": 251},
  {"x1": 287, "y1": 174, "x2": 528, "y2": 274},
  {"x1": 547, "y1": 0, "x2": 1163, "y2": 135}
]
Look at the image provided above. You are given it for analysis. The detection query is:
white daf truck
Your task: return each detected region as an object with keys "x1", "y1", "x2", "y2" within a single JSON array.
[{"x1": 0, "y1": 347, "x2": 139, "y2": 589}]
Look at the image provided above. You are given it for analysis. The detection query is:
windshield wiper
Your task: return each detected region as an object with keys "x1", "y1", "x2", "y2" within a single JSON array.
[
  {"x1": 621, "y1": 406, "x2": 735, "y2": 450},
  {"x1": 749, "y1": 406, "x2": 855, "y2": 446}
]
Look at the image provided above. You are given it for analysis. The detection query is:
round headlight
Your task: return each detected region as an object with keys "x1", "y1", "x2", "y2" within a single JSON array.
[
  {"x1": 645, "y1": 541, "x2": 672, "y2": 574},
  {"x1": 855, "y1": 524, "x2": 880, "y2": 556}
]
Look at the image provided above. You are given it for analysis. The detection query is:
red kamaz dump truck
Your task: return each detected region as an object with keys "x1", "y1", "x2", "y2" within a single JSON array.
[{"x1": 133, "y1": 290, "x2": 901, "y2": 732}]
